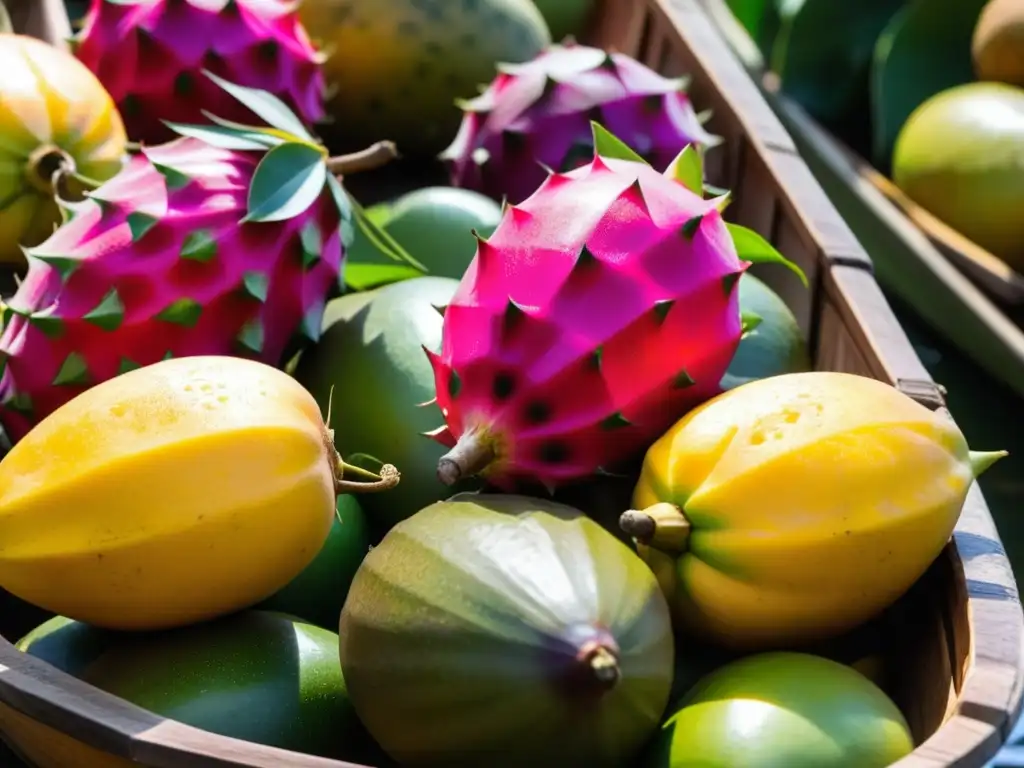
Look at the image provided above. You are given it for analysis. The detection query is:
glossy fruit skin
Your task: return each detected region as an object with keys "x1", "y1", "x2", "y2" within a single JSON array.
[
  {"x1": 633, "y1": 371, "x2": 983, "y2": 648},
  {"x1": 721, "y1": 274, "x2": 810, "y2": 390},
  {"x1": 644, "y1": 652, "x2": 913, "y2": 767},
  {"x1": 340, "y1": 493, "x2": 675, "y2": 768},
  {"x1": 295, "y1": 277, "x2": 469, "y2": 529},
  {"x1": 298, "y1": 0, "x2": 551, "y2": 157},
  {"x1": 0, "y1": 34, "x2": 126, "y2": 265},
  {"x1": 0, "y1": 356, "x2": 338, "y2": 630},
  {"x1": 18, "y1": 611, "x2": 379, "y2": 762},
  {"x1": 972, "y1": 0, "x2": 1024, "y2": 87},
  {"x1": 257, "y1": 494, "x2": 369, "y2": 629},
  {"x1": 891, "y1": 82, "x2": 1024, "y2": 269}
]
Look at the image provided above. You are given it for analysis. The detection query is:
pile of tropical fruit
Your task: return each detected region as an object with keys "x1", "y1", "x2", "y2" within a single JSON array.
[
  {"x1": 0, "y1": 1, "x2": 1006, "y2": 767},
  {"x1": 729, "y1": 0, "x2": 1024, "y2": 273}
]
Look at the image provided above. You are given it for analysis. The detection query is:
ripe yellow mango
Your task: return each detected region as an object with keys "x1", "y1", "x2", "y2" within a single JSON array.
[
  {"x1": 622, "y1": 371, "x2": 1004, "y2": 650},
  {"x1": 0, "y1": 356, "x2": 398, "y2": 631}
]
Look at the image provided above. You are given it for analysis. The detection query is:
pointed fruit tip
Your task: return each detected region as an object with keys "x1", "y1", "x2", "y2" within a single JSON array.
[{"x1": 970, "y1": 450, "x2": 1008, "y2": 477}]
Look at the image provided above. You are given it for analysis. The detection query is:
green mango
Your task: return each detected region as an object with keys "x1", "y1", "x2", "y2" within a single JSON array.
[
  {"x1": 870, "y1": 0, "x2": 989, "y2": 171},
  {"x1": 645, "y1": 652, "x2": 914, "y2": 767},
  {"x1": 340, "y1": 493, "x2": 675, "y2": 768},
  {"x1": 257, "y1": 495, "x2": 369, "y2": 629},
  {"x1": 344, "y1": 187, "x2": 502, "y2": 290},
  {"x1": 294, "y1": 276, "x2": 472, "y2": 531},
  {"x1": 771, "y1": 0, "x2": 905, "y2": 149},
  {"x1": 531, "y1": 0, "x2": 596, "y2": 42},
  {"x1": 891, "y1": 82, "x2": 1024, "y2": 270},
  {"x1": 722, "y1": 273, "x2": 810, "y2": 390},
  {"x1": 18, "y1": 611, "x2": 386, "y2": 763}
]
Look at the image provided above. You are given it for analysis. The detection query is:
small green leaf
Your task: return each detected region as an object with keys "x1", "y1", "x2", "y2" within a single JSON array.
[
  {"x1": 590, "y1": 122, "x2": 647, "y2": 164},
  {"x1": 162, "y1": 121, "x2": 280, "y2": 151},
  {"x1": 448, "y1": 369, "x2": 462, "y2": 398},
  {"x1": 326, "y1": 173, "x2": 353, "y2": 223},
  {"x1": 672, "y1": 369, "x2": 695, "y2": 389},
  {"x1": 725, "y1": 223, "x2": 808, "y2": 286},
  {"x1": 236, "y1": 317, "x2": 265, "y2": 354},
  {"x1": 28, "y1": 314, "x2": 64, "y2": 338},
  {"x1": 180, "y1": 230, "x2": 218, "y2": 262},
  {"x1": 28, "y1": 251, "x2": 77, "y2": 281},
  {"x1": 664, "y1": 144, "x2": 703, "y2": 195},
  {"x1": 241, "y1": 271, "x2": 269, "y2": 302},
  {"x1": 203, "y1": 70, "x2": 314, "y2": 141},
  {"x1": 348, "y1": 194, "x2": 428, "y2": 272},
  {"x1": 6, "y1": 392, "x2": 32, "y2": 415},
  {"x1": 126, "y1": 212, "x2": 158, "y2": 242},
  {"x1": 599, "y1": 412, "x2": 632, "y2": 430},
  {"x1": 52, "y1": 352, "x2": 90, "y2": 386},
  {"x1": 118, "y1": 357, "x2": 142, "y2": 374},
  {"x1": 741, "y1": 310, "x2": 763, "y2": 338},
  {"x1": 200, "y1": 110, "x2": 289, "y2": 145},
  {"x1": 244, "y1": 142, "x2": 327, "y2": 223},
  {"x1": 83, "y1": 288, "x2": 125, "y2": 331},
  {"x1": 156, "y1": 298, "x2": 203, "y2": 327},
  {"x1": 299, "y1": 220, "x2": 322, "y2": 268},
  {"x1": 298, "y1": 305, "x2": 323, "y2": 343},
  {"x1": 151, "y1": 162, "x2": 191, "y2": 189},
  {"x1": 343, "y1": 263, "x2": 424, "y2": 291}
]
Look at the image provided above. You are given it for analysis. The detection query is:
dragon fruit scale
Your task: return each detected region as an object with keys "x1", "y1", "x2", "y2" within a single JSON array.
[
  {"x1": 441, "y1": 41, "x2": 718, "y2": 205},
  {"x1": 72, "y1": 0, "x2": 326, "y2": 145},
  {"x1": 427, "y1": 124, "x2": 804, "y2": 492},
  {"x1": 0, "y1": 73, "x2": 393, "y2": 444}
]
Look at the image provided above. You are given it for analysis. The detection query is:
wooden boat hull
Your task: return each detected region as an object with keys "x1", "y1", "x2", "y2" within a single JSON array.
[{"x1": 0, "y1": 1, "x2": 1019, "y2": 767}]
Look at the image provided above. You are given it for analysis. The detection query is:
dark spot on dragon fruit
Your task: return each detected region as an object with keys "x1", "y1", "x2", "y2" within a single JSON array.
[
  {"x1": 122, "y1": 94, "x2": 142, "y2": 117},
  {"x1": 643, "y1": 94, "x2": 663, "y2": 113},
  {"x1": 257, "y1": 40, "x2": 279, "y2": 61},
  {"x1": 538, "y1": 441, "x2": 570, "y2": 464},
  {"x1": 174, "y1": 72, "x2": 195, "y2": 97},
  {"x1": 525, "y1": 401, "x2": 551, "y2": 424},
  {"x1": 448, "y1": 370, "x2": 461, "y2": 399},
  {"x1": 492, "y1": 372, "x2": 515, "y2": 401}
]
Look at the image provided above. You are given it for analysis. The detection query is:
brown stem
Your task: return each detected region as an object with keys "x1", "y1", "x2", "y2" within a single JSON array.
[
  {"x1": 619, "y1": 502, "x2": 691, "y2": 553},
  {"x1": 334, "y1": 459, "x2": 401, "y2": 494},
  {"x1": 326, "y1": 141, "x2": 398, "y2": 176},
  {"x1": 437, "y1": 430, "x2": 494, "y2": 486},
  {"x1": 579, "y1": 644, "x2": 620, "y2": 690}
]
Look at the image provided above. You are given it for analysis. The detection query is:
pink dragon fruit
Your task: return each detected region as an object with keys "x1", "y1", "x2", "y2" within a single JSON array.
[
  {"x1": 0, "y1": 77, "x2": 385, "y2": 443},
  {"x1": 426, "y1": 124, "x2": 803, "y2": 492},
  {"x1": 72, "y1": 0, "x2": 326, "y2": 145},
  {"x1": 441, "y1": 41, "x2": 718, "y2": 205}
]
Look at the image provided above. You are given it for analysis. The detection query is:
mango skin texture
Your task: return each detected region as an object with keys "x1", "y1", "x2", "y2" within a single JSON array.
[
  {"x1": 633, "y1": 371, "x2": 976, "y2": 649},
  {"x1": 0, "y1": 356, "x2": 337, "y2": 631}
]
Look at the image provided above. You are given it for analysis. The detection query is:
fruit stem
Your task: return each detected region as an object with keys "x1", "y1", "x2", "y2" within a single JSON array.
[
  {"x1": 619, "y1": 502, "x2": 691, "y2": 553},
  {"x1": 580, "y1": 644, "x2": 620, "y2": 690},
  {"x1": 326, "y1": 141, "x2": 399, "y2": 176},
  {"x1": 26, "y1": 144, "x2": 77, "y2": 197},
  {"x1": 437, "y1": 430, "x2": 495, "y2": 486},
  {"x1": 335, "y1": 458, "x2": 401, "y2": 494},
  {"x1": 970, "y1": 450, "x2": 1008, "y2": 477}
]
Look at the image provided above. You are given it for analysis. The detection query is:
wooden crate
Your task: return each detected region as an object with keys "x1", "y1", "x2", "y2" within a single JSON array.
[{"x1": 0, "y1": 1, "x2": 1020, "y2": 766}]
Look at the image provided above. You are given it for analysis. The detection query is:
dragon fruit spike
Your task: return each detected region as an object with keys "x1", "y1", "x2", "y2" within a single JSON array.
[
  {"x1": 0, "y1": 75, "x2": 403, "y2": 443},
  {"x1": 427, "y1": 123, "x2": 803, "y2": 492},
  {"x1": 72, "y1": 0, "x2": 326, "y2": 145},
  {"x1": 441, "y1": 41, "x2": 720, "y2": 205}
]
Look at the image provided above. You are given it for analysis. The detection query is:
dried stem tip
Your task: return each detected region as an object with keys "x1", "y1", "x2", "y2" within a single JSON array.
[
  {"x1": 326, "y1": 141, "x2": 399, "y2": 176},
  {"x1": 619, "y1": 502, "x2": 691, "y2": 553},
  {"x1": 437, "y1": 430, "x2": 495, "y2": 486},
  {"x1": 335, "y1": 458, "x2": 401, "y2": 494}
]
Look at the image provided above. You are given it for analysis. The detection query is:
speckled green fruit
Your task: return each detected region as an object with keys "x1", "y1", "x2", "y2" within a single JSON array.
[
  {"x1": 531, "y1": 0, "x2": 596, "y2": 41},
  {"x1": 257, "y1": 495, "x2": 369, "y2": 629},
  {"x1": 348, "y1": 187, "x2": 503, "y2": 282},
  {"x1": 299, "y1": 0, "x2": 551, "y2": 156},
  {"x1": 645, "y1": 652, "x2": 914, "y2": 768},
  {"x1": 340, "y1": 493, "x2": 675, "y2": 768},
  {"x1": 294, "y1": 277, "x2": 469, "y2": 530},
  {"x1": 721, "y1": 274, "x2": 810, "y2": 390},
  {"x1": 18, "y1": 611, "x2": 379, "y2": 762},
  {"x1": 892, "y1": 82, "x2": 1024, "y2": 270}
]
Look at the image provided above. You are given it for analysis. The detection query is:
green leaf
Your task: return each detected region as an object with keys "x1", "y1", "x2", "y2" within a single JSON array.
[
  {"x1": 726, "y1": 223, "x2": 808, "y2": 286},
  {"x1": 349, "y1": 195, "x2": 428, "y2": 272},
  {"x1": 163, "y1": 122, "x2": 279, "y2": 151},
  {"x1": 326, "y1": 173, "x2": 353, "y2": 223},
  {"x1": 0, "y1": 2, "x2": 12, "y2": 35},
  {"x1": 245, "y1": 142, "x2": 327, "y2": 223},
  {"x1": 664, "y1": 144, "x2": 704, "y2": 195},
  {"x1": 344, "y1": 263, "x2": 425, "y2": 292},
  {"x1": 590, "y1": 122, "x2": 647, "y2": 164},
  {"x1": 199, "y1": 111, "x2": 288, "y2": 147},
  {"x1": 203, "y1": 70, "x2": 314, "y2": 142},
  {"x1": 741, "y1": 310, "x2": 763, "y2": 337}
]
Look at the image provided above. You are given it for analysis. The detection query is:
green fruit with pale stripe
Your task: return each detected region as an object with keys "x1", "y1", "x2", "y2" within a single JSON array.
[{"x1": 339, "y1": 493, "x2": 675, "y2": 768}]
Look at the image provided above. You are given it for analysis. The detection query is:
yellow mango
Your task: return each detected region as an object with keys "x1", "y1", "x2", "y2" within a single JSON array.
[
  {"x1": 0, "y1": 356, "x2": 399, "y2": 631},
  {"x1": 621, "y1": 371, "x2": 1004, "y2": 650}
]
